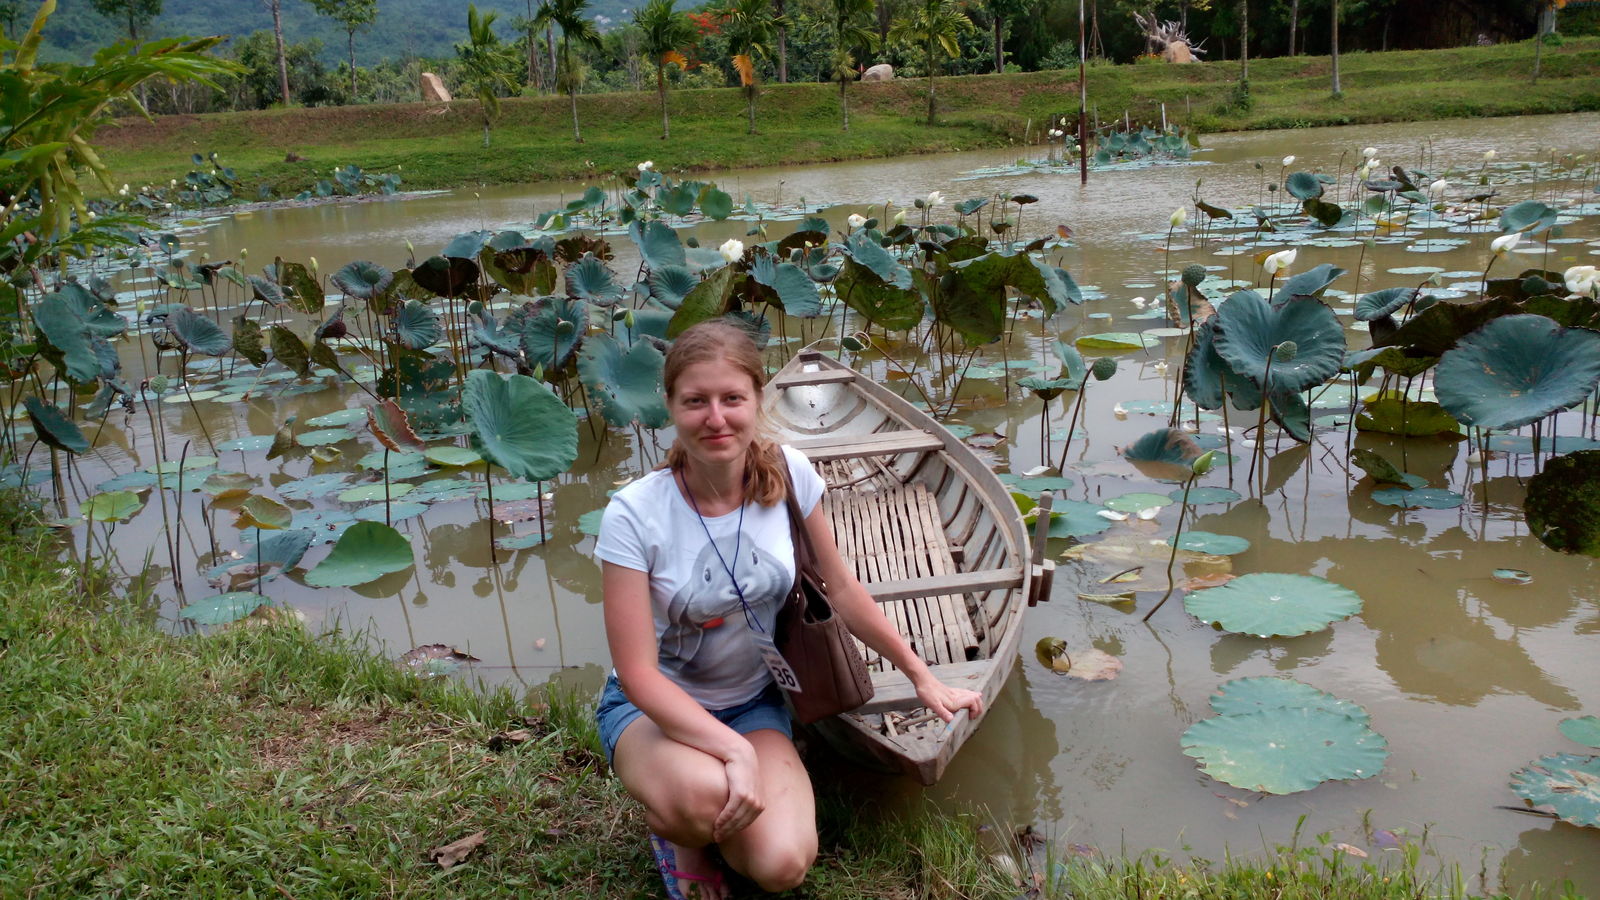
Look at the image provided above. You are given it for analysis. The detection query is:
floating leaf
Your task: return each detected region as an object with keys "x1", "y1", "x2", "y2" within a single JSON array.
[
  {"x1": 179, "y1": 592, "x2": 271, "y2": 625},
  {"x1": 1208, "y1": 677, "x2": 1371, "y2": 725},
  {"x1": 1492, "y1": 568, "x2": 1533, "y2": 586},
  {"x1": 462, "y1": 370, "x2": 579, "y2": 482},
  {"x1": 82, "y1": 490, "x2": 145, "y2": 522},
  {"x1": 1435, "y1": 315, "x2": 1600, "y2": 432},
  {"x1": 1170, "y1": 531, "x2": 1251, "y2": 555},
  {"x1": 1371, "y1": 486, "x2": 1464, "y2": 510},
  {"x1": 1171, "y1": 487, "x2": 1242, "y2": 505},
  {"x1": 1104, "y1": 492, "x2": 1173, "y2": 514},
  {"x1": 424, "y1": 446, "x2": 482, "y2": 467},
  {"x1": 295, "y1": 427, "x2": 355, "y2": 447},
  {"x1": 304, "y1": 520, "x2": 415, "y2": 587},
  {"x1": 577, "y1": 508, "x2": 606, "y2": 536},
  {"x1": 337, "y1": 482, "x2": 415, "y2": 503},
  {"x1": 1184, "y1": 572, "x2": 1362, "y2": 637},
  {"x1": 1181, "y1": 707, "x2": 1389, "y2": 794},
  {"x1": 1510, "y1": 754, "x2": 1600, "y2": 828},
  {"x1": 1046, "y1": 500, "x2": 1115, "y2": 539},
  {"x1": 496, "y1": 531, "x2": 550, "y2": 550},
  {"x1": 238, "y1": 494, "x2": 293, "y2": 530},
  {"x1": 1559, "y1": 717, "x2": 1600, "y2": 750},
  {"x1": 1350, "y1": 448, "x2": 1425, "y2": 487},
  {"x1": 1355, "y1": 397, "x2": 1460, "y2": 437},
  {"x1": 1524, "y1": 450, "x2": 1600, "y2": 557},
  {"x1": 1076, "y1": 332, "x2": 1159, "y2": 352}
]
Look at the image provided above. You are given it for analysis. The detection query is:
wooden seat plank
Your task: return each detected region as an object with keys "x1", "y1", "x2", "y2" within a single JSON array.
[
  {"x1": 856, "y1": 660, "x2": 991, "y2": 714},
  {"x1": 792, "y1": 430, "x2": 943, "y2": 462},
  {"x1": 771, "y1": 369, "x2": 857, "y2": 388}
]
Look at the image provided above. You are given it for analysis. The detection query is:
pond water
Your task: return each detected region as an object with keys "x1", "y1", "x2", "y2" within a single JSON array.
[{"x1": 35, "y1": 111, "x2": 1600, "y2": 893}]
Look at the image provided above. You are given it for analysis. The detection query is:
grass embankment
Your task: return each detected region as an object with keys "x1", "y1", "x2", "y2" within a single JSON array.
[
  {"x1": 98, "y1": 38, "x2": 1600, "y2": 195},
  {"x1": 0, "y1": 498, "x2": 1581, "y2": 899}
]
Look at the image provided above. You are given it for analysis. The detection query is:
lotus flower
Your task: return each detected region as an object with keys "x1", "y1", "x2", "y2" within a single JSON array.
[
  {"x1": 309, "y1": 256, "x2": 318, "y2": 276},
  {"x1": 1483, "y1": 149, "x2": 1497, "y2": 161},
  {"x1": 637, "y1": 160, "x2": 655, "y2": 172},
  {"x1": 892, "y1": 209, "x2": 906, "y2": 227},
  {"x1": 1566, "y1": 265, "x2": 1600, "y2": 297},
  {"x1": 847, "y1": 213, "x2": 867, "y2": 228},
  {"x1": 1263, "y1": 248, "x2": 1298, "y2": 275},
  {"x1": 1367, "y1": 158, "x2": 1382, "y2": 171},
  {"x1": 1490, "y1": 232, "x2": 1522, "y2": 255},
  {"x1": 1282, "y1": 155, "x2": 1296, "y2": 167},
  {"x1": 1427, "y1": 179, "x2": 1449, "y2": 198},
  {"x1": 926, "y1": 191, "x2": 945, "y2": 207},
  {"x1": 719, "y1": 238, "x2": 745, "y2": 262},
  {"x1": 1362, "y1": 147, "x2": 1378, "y2": 159},
  {"x1": 1170, "y1": 207, "x2": 1188, "y2": 228}
]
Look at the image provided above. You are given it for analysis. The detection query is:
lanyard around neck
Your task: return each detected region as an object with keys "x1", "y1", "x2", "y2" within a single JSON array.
[{"x1": 680, "y1": 470, "x2": 763, "y2": 633}]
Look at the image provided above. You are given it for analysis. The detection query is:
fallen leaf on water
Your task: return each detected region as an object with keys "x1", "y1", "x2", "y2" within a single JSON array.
[
  {"x1": 534, "y1": 638, "x2": 547, "y2": 650},
  {"x1": 1101, "y1": 567, "x2": 1143, "y2": 584},
  {"x1": 1077, "y1": 591, "x2": 1136, "y2": 606},
  {"x1": 965, "y1": 431, "x2": 1007, "y2": 449},
  {"x1": 1181, "y1": 572, "x2": 1237, "y2": 590},
  {"x1": 1065, "y1": 648, "x2": 1123, "y2": 681},
  {"x1": 1492, "y1": 568, "x2": 1533, "y2": 585},
  {"x1": 1333, "y1": 842, "x2": 1369, "y2": 858},
  {"x1": 400, "y1": 644, "x2": 482, "y2": 676},
  {"x1": 1371, "y1": 829, "x2": 1402, "y2": 849},
  {"x1": 428, "y1": 831, "x2": 486, "y2": 869},
  {"x1": 1212, "y1": 791, "x2": 1250, "y2": 808}
]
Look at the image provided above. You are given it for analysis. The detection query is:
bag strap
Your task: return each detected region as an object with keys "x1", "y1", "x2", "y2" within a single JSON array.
[{"x1": 779, "y1": 450, "x2": 819, "y2": 577}]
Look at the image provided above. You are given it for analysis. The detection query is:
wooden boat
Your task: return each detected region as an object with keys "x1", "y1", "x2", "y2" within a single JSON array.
[{"x1": 765, "y1": 350, "x2": 1053, "y2": 785}]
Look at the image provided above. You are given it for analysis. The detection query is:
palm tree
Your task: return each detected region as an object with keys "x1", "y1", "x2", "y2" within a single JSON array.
[
  {"x1": 547, "y1": 0, "x2": 602, "y2": 142},
  {"x1": 635, "y1": 0, "x2": 697, "y2": 139},
  {"x1": 828, "y1": 0, "x2": 876, "y2": 131},
  {"x1": 719, "y1": 0, "x2": 777, "y2": 135},
  {"x1": 889, "y1": 0, "x2": 970, "y2": 126},
  {"x1": 1329, "y1": 0, "x2": 1341, "y2": 95},
  {"x1": 531, "y1": 0, "x2": 560, "y2": 92},
  {"x1": 456, "y1": 4, "x2": 518, "y2": 147}
]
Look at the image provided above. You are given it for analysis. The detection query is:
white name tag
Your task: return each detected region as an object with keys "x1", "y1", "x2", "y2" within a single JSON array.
[{"x1": 752, "y1": 631, "x2": 801, "y2": 693}]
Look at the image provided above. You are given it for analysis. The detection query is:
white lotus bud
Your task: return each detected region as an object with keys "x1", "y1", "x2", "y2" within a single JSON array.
[
  {"x1": 1427, "y1": 178, "x2": 1449, "y2": 198},
  {"x1": 309, "y1": 256, "x2": 318, "y2": 276},
  {"x1": 1362, "y1": 147, "x2": 1378, "y2": 159},
  {"x1": 1483, "y1": 149, "x2": 1497, "y2": 161},
  {"x1": 847, "y1": 213, "x2": 867, "y2": 228},
  {"x1": 719, "y1": 238, "x2": 744, "y2": 262},
  {"x1": 239, "y1": 248, "x2": 248, "y2": 259},
  {"x1": 892, "y1": 209, "x2": 906, "y2": 227},
  {"x1": 926, "y1": 191, "x2": 944, "y2": 207},
  {"x1": 637, "y1": 160, "x2": 654, "y2": 172},
  {"x1": 1490, "y1": 232, "x2": 1522, "y2": 254},
  {"x1": 1170, "y1": 207, "x2": 1187, "y2": 228},
  {"x1": 1281, "y1": 155, "x2": 1295, "y2": 167},
  {"x1": 1565, "y1": 265, "x2": 1600, "y2": 297},
  {"x1": 1367, "y1": 159, "x2": 1381, "y2": 171},
  {"x1": 1263, "y1": 248, "x2": 1298, "y2": 274}
]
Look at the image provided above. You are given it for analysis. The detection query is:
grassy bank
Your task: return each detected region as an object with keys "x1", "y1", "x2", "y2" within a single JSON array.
[
  {"x1": 0, "y1": 497, "x2": 1582, "y2": 899},
  {"x1": 97, "y1": 38, "x2": 1600, "y2": 195}
]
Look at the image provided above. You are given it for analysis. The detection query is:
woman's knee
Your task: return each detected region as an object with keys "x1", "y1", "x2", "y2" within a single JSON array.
[
  {"x1": 745, "y1": 841, "x2": 815, "y2": 893},
  {"x1": 642, "y1": 765, "x2": 727, "y2": 840}
]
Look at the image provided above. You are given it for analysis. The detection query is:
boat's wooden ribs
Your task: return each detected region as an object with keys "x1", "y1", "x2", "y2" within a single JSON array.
[
  {"x1": 792, "y1": 429, "x2": 944, "y2": 462},
  {"x1": 769, "y1": 368, "x2": 857, "y2": 388}
]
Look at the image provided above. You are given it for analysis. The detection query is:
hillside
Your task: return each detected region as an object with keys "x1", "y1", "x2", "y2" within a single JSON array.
[{"x1": 32, "y1": 0, "x2": 636, "y2": 65}]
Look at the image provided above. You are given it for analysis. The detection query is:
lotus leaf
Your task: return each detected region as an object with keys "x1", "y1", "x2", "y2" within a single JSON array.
[
  {"x1": 507, "y1": 298, "x2": 588, "y2": 372},
  {"x1": 1350, "y1": 449, "x2": 1426, "y2": 487},
  {"x1": 442, "y1": 229, "x2": 494, "y2": 259},
  {"x1": 1122, "y1": 428, "x2": 1202, "y2": 466},
  {"x1": 295, "y1": 428, "x2": 354, "y2": 447},
  {"x1": 1303, "y1": 198, "x2": 1345, "y2": 227},
  {"x1": 1510, "y1": 754, "x2": 1600, "y2": 828},
  {"x1": 1184, "y1": 319, "x2": 1261, "y2": 411},
  {"x1": 1076, "y1": 332, "x2": 1159, "y2": 352},
  {"x1": 367, "y1": 399, "x2": 426, "y2": 452},
  {"x1": 657, "y1": 182, "x2": 698, "y2": 216},
  {"x1": 648, "y1": 265, "x2": 698, "y2": 308},
  {"x1": 243, "y1": 527, "x2": 315, "y2": 571},
  {"x1": 277, "y1": 261, "x2": 324, "y2": 314},
  {"x1": 1104, "y1": 492, "x2": 1173, "y2": 513},
  {"x1": 497, "y1": 532, "x2": 550, "y2": 550},
  {"x1": 1560, "y1": 717, "x2": 1600, "y2": 749},
  {"x1": 31, "y1": 292, "x2": 99, "y2": 383},
  {"x1": 393, "y1": 299, "x2": 442, "y2": 350},
  {"x1": 1184, "y1": 572, "x2": 1363, "y2": 637},
  {"x1": 304, "y1": 408, "x2": 366, "y2": 428},
  {"x1": 1016, "y1": 375, "x2": 1077, "y2": 401},
  {"x1": 249, "y1": 275, "x2": 286, "y2": 307},
  {"x1": 1181, "y1": 707, "x2": 1389, "y2": 794},
  {"x1": 355, "y1": 501, "x2": 430, "y2": 522},
  {"x1": 668, "y1": 265, "x2": 740, "y2": 338},
  {"x1": 411, "y1": 255, "x2": 479, "y2": 298},
  {"x1": 698, "y1": 186, "x2": 734, "y2": 220},
  {"x1": 1524, "y1": 450, "x2": 1600, "y2": 557},
  {"x1": 1500, "y1": 200, "x2": 1559, "y2": 235},
  {"x1": 1047, "y1": 500, "x2": 1116, "y2": 539},
  {"x1": 218, "y1": 435, "x2": 274, "y2": 452},
  {"x1": 1286, "y1": 172, "x2": 1323, "y2": 201},
  {"x1": 1355, "y1": 397, "x2": 1461, "y2": 437},
  {"x1": 201, "y1": 472, "x2": 258, "y2": 494},
  {"x1": 578, "y1": 508, "x2": 606, "y2": 536},
  {"x1": 843, "y1": 231, "x2": 912, "y2": 289},
  {"x1": 749, "y1": 256, "x2": 822, "y2": 318},
  {"x1": 179, "y1": 592, "x2": 271, "y2": 625},
  {"x1": 629, "y1": 219, "x2": 686, "y2": 270},
  {"x1": 1053, "y1": 340, "x2": 1089, "y2": 387},
  {"x1": 462, "y1": 370, "x2": 579, "y2": 482},
  {"x1": 1375, "y1": 296, "x2": 1521, "y2": 357},
  {"x1": 268, "y1": 325, "x2": 312, "y2": 378},
  {"x1": 566, "y1": 253, "x2": 623, "y2": 306},
  {"x1": 1170, "y1": 531, "x2": 1251, "y2": 555},
  {"x1": 1435, "y1": 315, "x2": 1600, "y2": 431},
  {"x1": 331, "y1": 260, "x2": 393, "y2": 300},
  {"x1": 337, "y1": 482, "x2": 415, "y2": 503},
  {"x1": 238, "y1": 494, "x2": 293, "y2": 530},
  {"x1": 376, "y1": 351, "x2": 462, "y2": 437},
  {"x1": 146, "y1": 455, "x2": 219, "y2": 475},
  {"x1": 1271, "y1": 264, "x2": 1346, "y2": 304},
  {"x1": 53, "y1": 283, "x2": 124, "y2": 338},
  {"x1": 82, "y1": 490, "x2": 145, "y2": 522},
  {"x1": 1208, "y1": 676, "x2": 1371, "y2": 725},
  {"x1": 232, "y1": 317, "x2": 268, "y2": 366},
  {"x1": 833, "y1": 259, "x2": 923, "y2": 333},
  {"x1": 1171, "y1": 487, "x2": 1241, "y2": 505},
  {"x1": 1371, "y1": 486, "x2": 1463, "y2": 509},
  {"x1": 1215, "y1": 294, "x2": 1345, "y2": 394},
  {"x1": 25, "y1": 396, "x2": 89, "y2": 453},
  {"x1": 1354, "y1": 287, "x2": 1419, "y2": 322},
  {"x1": 578, "y1": 334, "x2": 670, "y2": 430},
  {"x1": 304, "y1": 521, "x2": 415, "y2": 587},
  {"x1": 424, "y1": 446, "x2": 482, "y2": 467}
]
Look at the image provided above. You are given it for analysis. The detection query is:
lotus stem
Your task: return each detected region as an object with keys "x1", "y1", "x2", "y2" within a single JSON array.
[{"x1": 1143, "y1": 472, "x2": 1196, "y2": 623}]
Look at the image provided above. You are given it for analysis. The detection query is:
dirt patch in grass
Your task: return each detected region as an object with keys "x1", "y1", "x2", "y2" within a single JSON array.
[{"x1": 251, "y1": 705, "x2": 397, "y2": 770}]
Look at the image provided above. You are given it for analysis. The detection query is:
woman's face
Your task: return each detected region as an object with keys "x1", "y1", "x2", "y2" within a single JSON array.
[{"x1": 668, "y1": 358, "x2": 760, "y2": 472}]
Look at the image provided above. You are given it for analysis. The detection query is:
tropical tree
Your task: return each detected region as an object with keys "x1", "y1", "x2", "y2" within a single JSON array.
[
  {"x1": 1328, "y1": 0, "x2": 1340, "y2": 94},
  {"x1": 547, "y1": 0, "x2": 602, "y2": 142},
  {"x1": 455, "y1": 4, "x2": 519, "y2": 147},
  {"x1": 634, "y1": 0, "x2": 697, "y2": 139},
  {"x1": 308, "y1": 0, "x2": 377, "y2": 99},
  {"x1": 89, "y1": 0, "x2": 161, "y2": 42},
  {"x1": 529, "y1": 0, "x2": 561, "y2": 92},
  {"x1": 984, "y1": 0, "x2": 1029, "y2": 72},
  {"x1": 828, "y1": 0, "x2": 877, "y2": 131},
  {"x1": 1237, "y1": 0, "x2": 1248, "y2": 81},
  {"x1": 718, "y1": 0, "x2": 777, "y2": 134},
  {"x1": 889, "y1": 0, "x2": 971, "y2": 125},
  {"x1": 262, "y1": 0, "x2": 290, "y2": 105},
  {"x1": 773, "y1": 0, "x2": 788, "y2": 81},
  {"x1": 1533, "y1": 0, "x2": 1567, "y2": 82}
]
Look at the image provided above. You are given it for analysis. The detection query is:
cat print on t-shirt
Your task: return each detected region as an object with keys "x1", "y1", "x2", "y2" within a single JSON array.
[{"x1": 659, "y1": 536, "x2": 791, "y2": 686}]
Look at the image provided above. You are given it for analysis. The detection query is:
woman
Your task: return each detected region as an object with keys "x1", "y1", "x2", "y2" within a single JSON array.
[{"x1": 595, "y1": 321, "x2": 984, "y2": 898}]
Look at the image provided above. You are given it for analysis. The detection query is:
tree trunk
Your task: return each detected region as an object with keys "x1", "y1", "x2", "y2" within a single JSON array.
[
  {"x1": 1287, "y1": 0, "x2": 1298, "y2": 55},
  {"x1": 1330, "y1": 0, "x2": 1341, "y2": 95},
  {"x1": 927, "y1": 45, "x2": 936, "y2": 125},
  {"x1": 876, "y1": 0, "x2": 889, "y2": 47},
  {"x1": 526, "y1": 0, "x2": 537, "y2": 85},
  {"x1": 747, "y1": 85, "x2": 757, "y2": 134},
  {"x1": 571, "y1": 85, "x2": 583, "y2": 141},
  {"x1": 993, "y1": 16, "x2": 1003, "y2": 73},
  {"x1": 776, "y1": 0, "x2": 788, "y2": 82},
  {"x1": 547, "y1": 25, "x2": 558, "y2": 94},
  {"x1": 483, "y1": 120, "x2": 491, "y2": 148},
  {"x1": 348, "y1": 29, "x2": 358, "y2": 99},
  {"x1": 840, "y1": 77, "x2": 849, "y2": 131},
  {"x1": 1238, "y1": 0, "x2": 1248, "y2": 82},
  {"x1": 270, "y1": 0, "x2": 291, "y2": 106},
  {"x1": 658, "y1": 63, "x2": 670, "y2": 139}
]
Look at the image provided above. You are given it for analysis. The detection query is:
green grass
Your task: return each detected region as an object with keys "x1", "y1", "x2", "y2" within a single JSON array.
[
  {"x1": 96, "y1": 38, "x2": 1600, "y2": 196},
  {"x1": 0, "y1": 495, "x2": 1585, "y2": 898}
]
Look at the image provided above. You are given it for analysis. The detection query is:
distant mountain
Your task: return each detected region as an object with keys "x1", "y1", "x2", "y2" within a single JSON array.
[{"x1": 35, "y1": 0, "x2": 638, "y2": 65}]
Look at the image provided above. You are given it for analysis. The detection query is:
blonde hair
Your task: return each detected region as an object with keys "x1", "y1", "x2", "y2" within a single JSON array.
[{"x1": 662, "y1": 320, "x2": 787, "y2": 507}]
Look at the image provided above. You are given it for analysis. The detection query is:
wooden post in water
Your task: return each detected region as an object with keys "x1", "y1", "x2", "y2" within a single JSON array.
[{"x1": 1078, "y1": 0, "x2": 1088, "y2": 185}]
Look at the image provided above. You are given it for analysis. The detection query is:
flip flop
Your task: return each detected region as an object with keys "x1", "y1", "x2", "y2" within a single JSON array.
[{"x1": 648, "y1": 833, "x2": 724, "y2": 900}]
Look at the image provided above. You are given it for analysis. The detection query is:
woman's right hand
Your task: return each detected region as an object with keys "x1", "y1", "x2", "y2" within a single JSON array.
[{"x1": 712, "y1": 743, "x2": 764, "y2": 841}]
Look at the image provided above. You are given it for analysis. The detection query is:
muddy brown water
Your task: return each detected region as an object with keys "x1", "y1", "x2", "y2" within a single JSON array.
[{"x1": 63, "y1": 112, "x2": 1600, "y2": 893}]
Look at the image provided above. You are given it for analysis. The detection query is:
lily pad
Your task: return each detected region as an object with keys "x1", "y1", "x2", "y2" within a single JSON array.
[
  {"x1": 1435, "y1": 315, "x2": 1600, "y2": 431},
  {"x1": 305, "y1": 407, "x2": 369, "y2": 428},
  {"x1": 304, "y1": 520, "x2": 415, "y2": 587},
  {"x1": 1104, "y1": 492, "x2": 1173, "y2": 513},
  {"x1": 577, "y1": 508, "x2": 606, "y2": 536},
  {"x1": 462, "y1": 370, "x2": 579, "y2": 482},
  {"x1": 1350, "y1": 448, "x2": 1426, "y2": 487},
  {"x1": 1047, "y1": 500, "x2": 1115, "y2": 539},
  {"x1": 337, "y1": 482, "x2": 416, "y2": 504},
  {"x1": 1076, "y1": 332, "x2": 1160, "y2": 352},
  {"x1": 496, "y1": 531, "x2": 550, "y2": 550},
  {"x1": 1524, "y1": 450, "x2": 1600, "y2": 557},
  {"x1": 178, "y1": 592, "x2": 272, "y2": 625},
  {"x1": 1510, "y1": 754, "x2": 1600, "y2": 828},
  {"x1": 1171, "y1": 487, "x2": 1242, "y2": 505},
  {"x1": 1169, "y1": 531, "x2": 1251, "y2": 555},
  {"x1": 82, "y1": 490, "x2": 146, "y2": 522},
  {"x1": 218, "y1": 435, "x2": 275, "y2": 452},
  {"x1": 295, "y1": 428, "x2": 355, "y2": 447},
  {"x1": 1355, "y1": 397, "x2": 1460, "y2": 437},
  {"x1": 1208, "y1": 677, "x2": 1371, "y2": 726},
  {"x1": 1371, "y1": 486, "x2": 1464, "y2": 509},
  {"x1": 1184, "y1": 572, "x2": 1363, "y2": 637},
  {"x1": 1560, "y1": 717, "x2": 1600, "y2": 750},
  {"x1": 354, "y1": 501, "x2": 430, "y2": 522},
  {"x1": 1181, "y1": 707, "x2": 1389, "y2": 794},
  {"x1": 424, "y1": 446, "x2": 482, "y2": 467}
]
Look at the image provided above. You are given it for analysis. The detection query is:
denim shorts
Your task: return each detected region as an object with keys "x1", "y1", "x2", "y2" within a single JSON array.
[{"x1": 595, "y1": 674, "x2": 794, "y2": 766}]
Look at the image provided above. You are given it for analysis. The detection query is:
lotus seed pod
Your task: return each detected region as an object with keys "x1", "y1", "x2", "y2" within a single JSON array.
[{"x1": 1181, "y1": 265, "x2": 1207, "y2": 288}]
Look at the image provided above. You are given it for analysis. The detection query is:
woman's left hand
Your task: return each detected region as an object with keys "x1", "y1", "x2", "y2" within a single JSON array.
[{"x1": 914, "y1": 679, "x2": 984, "y2": 722}]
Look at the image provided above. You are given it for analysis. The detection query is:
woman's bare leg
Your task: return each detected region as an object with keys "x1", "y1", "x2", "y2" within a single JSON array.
[{"x1": 717, "y1": 729, "x2": 817, "y2": 892}]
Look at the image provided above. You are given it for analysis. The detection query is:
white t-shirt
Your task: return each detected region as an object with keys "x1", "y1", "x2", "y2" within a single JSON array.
[{"x1": 595, "y1": 445, "x2": 825, "y2": 709}]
